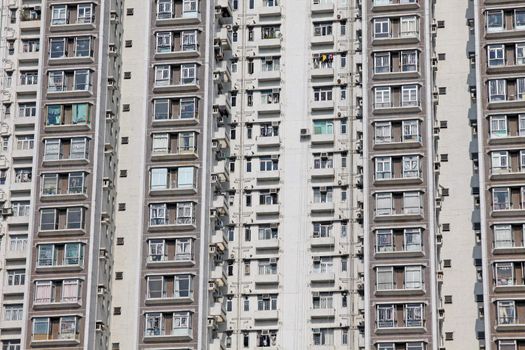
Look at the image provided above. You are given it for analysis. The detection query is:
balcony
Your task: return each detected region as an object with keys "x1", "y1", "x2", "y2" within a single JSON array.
[
  {"x1": 255, "y1": 135, "x2": 280, "y2": 147},
  {"x1": 151, "y1": 147, "x2": 198, "y2": 162},
  {"x1": 311, "y1": 236, "x2": 336, "y2": 247},
  {"x1": 155, "y1": 11, "x2": 202, "y2": 26},
  {"x1": 254, "y1": 273, "x2": 279, "y2": 285},
  {"x1": 31, "y1": 333, "x2": 80, "y2": 347},
  {"x1": 311, "y1": 0, "x2": 334, "y2": 14},
  {"x1": 255, "y1": 203, "x2": 280, "y2": 215},
  {"x1": 145, "y1": 254, "x2": 195, "y2": 268},
  {"x1": 254, "y1": 238, "x2": 280, "y2": 250},
  {"x1": 310, "y1": 133, "x2": 335, "y2": 144},
  {"x1": 309, "y1": 272, "x2": 335, "y2": 282},
  {"x1": 143, "y1": 327, "x2": 193, "y2": 343},
  {"x1": 310, "y1": 307, "x2": 336, "y2": 318},
  {"x1": 254, "y1": 309, "x2": 279, "y2": 321},
  {"x1": 311, "y1": 34, "x2": 334, "y2": 46},
  {"x1": 310, "y1": 201, "x2": 335, "y2": 213},
  {"x1": 258, "y1": 5, "x2": 282, "y2": 17},
  {"x1": 371, "y1": 0, "x2": 420, "y2": 12}
]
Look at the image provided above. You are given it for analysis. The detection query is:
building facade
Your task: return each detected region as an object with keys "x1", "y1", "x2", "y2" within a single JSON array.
[{"x1": 0, "y1": 0, "x2": 522, "y2": 349}]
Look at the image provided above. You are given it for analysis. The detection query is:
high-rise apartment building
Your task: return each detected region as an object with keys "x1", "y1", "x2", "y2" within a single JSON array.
[{"x1": 0, "y1": 0, "x2": 523, "y2": 349}]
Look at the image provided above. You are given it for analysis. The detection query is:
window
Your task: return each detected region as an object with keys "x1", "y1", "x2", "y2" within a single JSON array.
[
  {"x1": 313, "y1": 187, "x2": 333, "y2": 203},
  {"x1": 375, "y1": 87, "x2": 391, "y2": 108},
  {"x1": 375, "y1": 157, "x2": 392, "y2": 179},
  {"x1": 313, "y1": 222, "x2": 332, "y2": 238},
  {"x1": 406, "y1": 304, "x2": 423, "y2": 327},
  {"x1": 4, "y1": 305, "x2": 23, "y2": 321},
  {"x1": 148, "y1": 240, "x2": 166, "y2": 261},
  {"x1": 378, "y1": 344, "x2": 395, "y2": 350},
  {"x1": 374, "y1": 53, "x2": 390, "y2": 73},
  {"x1": 487, "y1": 10, "x2": 504, "y2": 32},
  {"x1": 2, "y1": 340, "x2": 21, "y2": 350},
  {"x1": 155, "y1": 65, "x2": 170, "y2": 86},
  {"x1": 490, "y1": 116, "x2": 508, "y2": 138},
  {"x1": 403, "y1": 156, "x2": 419, "y2": 178},
  {"x1": 176, "y1": 238, "x2": 192, "y2": 260},
  {"x1": 257, "y1": 295, "x2": 278, "y2": 311},
  {"x1": 175, "y1": 275, "x2": 192, "y2": 298},
  {"x1": 182, "y1": 31, "x2": 197, "y2": 51},
  {"x1": 178, "y1": 167, "x2": 194, "y2": 188},
  {"x1": 313, "y1": 153, "x2": 333, "y2": 169},
  {"x1": 173, "y1": 312, "x2": 192, "y2": 335},
  {"x1": 70, "y1": 138, "x2": 88, "y2": 159},
  {"x1": 75, "y1": 37, "x2": 91, "y2": 57},
  {"x1": 377, "y1": 267, "x2": 393, "y2": 290},
  {"x1": 18, "y1": 102, "x2": 37, "y2": 117},
  {"x1": 499, "y1": 341, "x2": 517, "y2": 350},
  {"x1": 66, "y1": 208, "x2": 83, "y2": 229},
  {"x1": 182, "y1": 0, "x2": 198, "y2": 16},
  {"x1": 401, "y1": 50, "x2": 417, "y2": 71},
  {"x1": 261, "y1": 26, "x2": 280, "y2": 39},
  {"x1": 22, "y1": 39, "x2": 40, "y2": 53},
  {"x1": 260, "y1": 157, "x2": 278, "y2": 171},
  {"x1": 491, "y1": 151, "x2": 509, "y2": 173},
  {"x1": 313, "y1": 120, "x2": 333, "y2": 135},
  {"x1": 375, "y1": 122, "x2": 392, "y2": 143},
  {"x1": 374, "y1": 18, "x2": 390, "y2": 38},
  {"x1": 313, "y1": 22, "x2": 332, "y2": 36},
  {"x1": 47, "y1": 72, "x2": 64, "y2": 92},
  {"x1": 7, "y1": 270, "x2": 25, "y2": 286},
  {"x1": 72, "y1": 103, "x2": 89, "y2": 124},
  {"x1": 51, "y1": 5, "x2": 67, "y2": 25},
  {"x1": 157, "y1": 0, "x2": 173, "y2": 19},
  {"x1": 312, "y1": 328, "x2": 333, "y2": 346},
  {"x1": 405, "y1": 266, "x2": 422, "y2": 289},
  {"x1": 516, "y1": 9, "x2": 525, "y2": 29},
  {"x1": 489, "y1": 79, "x2": 506, "y2": 102},
  {"x1": 495, "y1": 262, "x2": 513, "y2": 286},
  {"x1": 49, "y1": 38, "x2": 66, "y2": 58},
  {"x1": 16, "y1": 135, "x2": 34, "y2": 150},
  {"x1": 151, "y1": 168, "x2": 168, "y2": 190},
  {"x1": 259, "y1": 260, "x2": 277, "y2": 275},
  {"x1": 498, "y1": 301, "x2": 516, "y2": 324},
  {"x1": 493, "y1": 188, "x2": 510, "y2": 210},
  {"x1": 376, "y1": 229, "x2": 393, "y2": 252},
  {"x1": 176, "y1": 202, "x2": 194, "y2": 224},
  {"x1": 488, "y1": 45, "x2": 505, "y2": 66},
  {"x1": 42, "y1": 174, "x2": 58, "y2": 195},
  {"x1": 516, "y1": 43, "x2": 525, "y2": 65},
  {"x1": 313, "y1": 87, "x2": 332, "y2": 101},
  {"x1": 152, "y1": 134, "x2": 169, "y2": 153},
  {"x1": 32, "y1": 318, "x2": 50, "y2": 340},
  {"x1": 153, "y1": 99, "x2": 169, "y2": 120},
  {"x1": 402, "y1": 85, "x2": 418, "y2": 106},
  {"x1": 9, "y1": 235, "x2": 27, "y2": 251},
  {"x1": 181, "y1": 64, "x2": 197, "y2": 84},
  {"x1": 64, "y1": 244, "x2": 83, "y2": 265},
  {"x1": 77, "y1": 4, "x2": 93, "y2": 23},
  {"x1": 400, "y1": 16, "x2": 418, "y2": 37},
  {"x1": 21, "y1": 71, "x2": 38, "y2": 85},
  {"x1": 313, "y1": 257, "x2": 333, "y2": 273},
  {"x1": 517, "y1": 78, "x2": 525, "y2": 101},
  {"x1": 403, "y1": 192, "x2": 421, "y2": 214},
  {"x1": 376, "y1": 193, "x2": 393, "y2": 216},
  {"x1": 405, "y1": 228, "x2": 422, "y2": 251},
  {"x1": 156, "y1": 32, "x2": 172, "y2": 53},
  {"x1": 12, "y1": 201, "x2": 30, "y2": 217},
  {"x1": 377, "y1": 305, "x2": 394, "y2": 328},
  {"x1": 150, "y1": 204, "x2": 167, "y2": 225},
  {"x1": 403, "y1": 120, "x2": 419, "y2": 141},
  {"x1": 494, "y1": 225, "x2": 513, "y2": 248},
  {"x1": 59, "y1": 316, "x2": 77, "y2": 339},
  {"x1": 180, "y1": 98, "x2": 196, "y2": 119},
  {"x1": 74, "y1": 69, "x2": 90, "y2": 90}
]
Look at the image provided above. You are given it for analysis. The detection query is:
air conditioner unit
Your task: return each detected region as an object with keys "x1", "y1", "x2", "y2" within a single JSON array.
[
  {"x1": 271, "y1": 154, "x2": 279, "y2": 160},
  {"x1": 312, "y1": 291, "x2": 320, "y2": 297},
  {"x1": 271, "y1": 121, "x2": 279, "y2": 127},
  {"x1": 209, "y1": 246, "x2": 217, "y2": 254},
  {"x1": 262, "y1": 294, "x2": 270, "y2": 299},
  {"x1": 300, "y1": 128, "x2": 310, "y2": 137},
  {"x1": 320, "y1": 152, "x2": 329, "y2": 158},
  {"x1": 269, "y1": 188, "x2": 278, "y2": 194},
  {"x1": 313, "y1": 256, "x2": 321, "y2": 262},
  {"x1": 319, "y1": 186, "x2": 327, "y2": 192},
  {"x1": 34, "y1": 5, "x2": 41, "y2": 11},
  {"x1": 269, "y1": 257, "x2": 277, "y2": 263}
]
